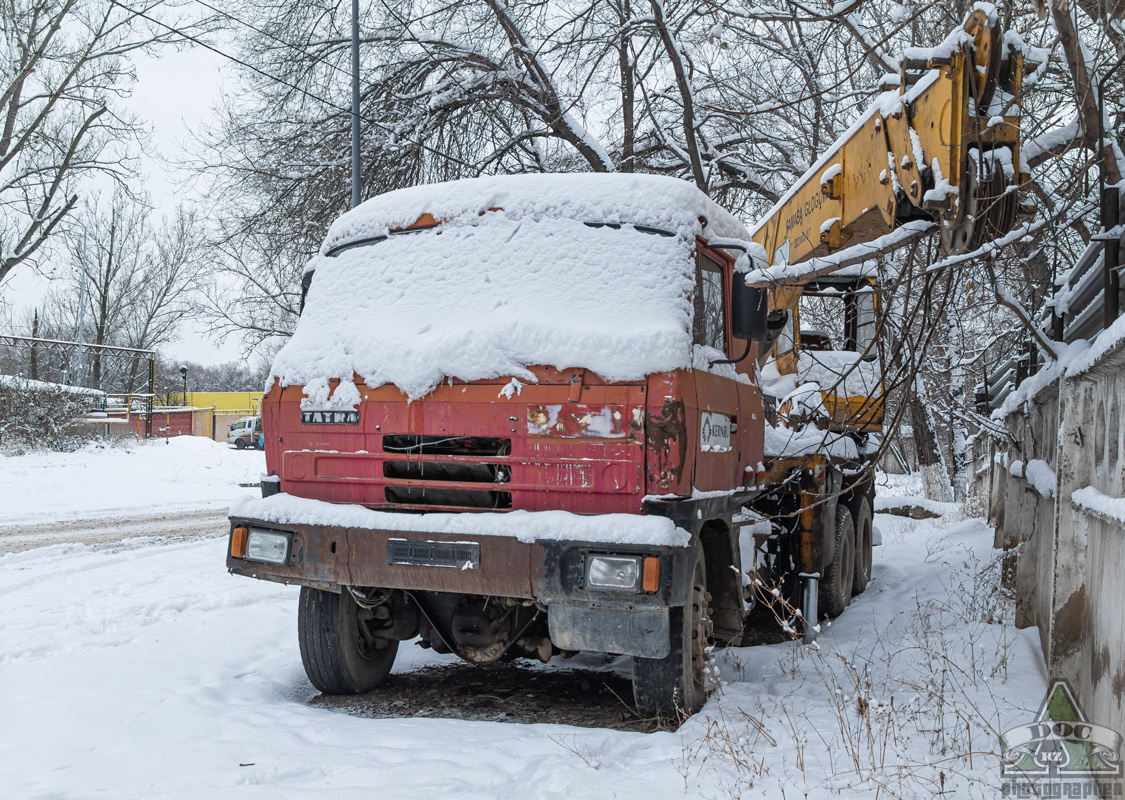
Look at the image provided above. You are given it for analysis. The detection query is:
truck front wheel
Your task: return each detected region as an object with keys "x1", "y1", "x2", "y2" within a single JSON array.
[
  {"x1": 632, "y1": 545, "x2": 711, "y2": 720},
  {"x1": 298, "y1": 586, "x2": 398, "y2": 694}
]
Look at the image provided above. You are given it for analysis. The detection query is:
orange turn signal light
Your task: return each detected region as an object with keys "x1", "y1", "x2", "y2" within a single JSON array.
[
  {"x1": 231, "y1": 527, "x2": 248, "y2": 558},
  {"x1": 642, "y1": 556, "x2": 660, "y2": 592}
]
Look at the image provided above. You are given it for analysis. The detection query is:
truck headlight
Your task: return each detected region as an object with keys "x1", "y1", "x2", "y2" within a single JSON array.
[
  {"x1": 244, "y1": 529, "x2": 292, "y2": 565},
  {"x1": 585, "y1": 555, "x2": 642, "y2": 591}
]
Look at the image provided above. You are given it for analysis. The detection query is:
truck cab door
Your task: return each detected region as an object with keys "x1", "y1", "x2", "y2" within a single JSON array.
[{"x1": 691, "y1": 244, "x2": 748, "y2": 492}]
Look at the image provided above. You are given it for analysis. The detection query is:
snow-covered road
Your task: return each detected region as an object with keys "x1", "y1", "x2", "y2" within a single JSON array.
[
  {"x1": 0, "y1": 507, "x2": 230, "y2": 555},
  {"x1": 0, "y1": 437, "x2": 262, "y2": 555},
  {"x1": 0, "y1": 446, "x2": 1048, "y2": 798},
  {"x1": 0, "y1": 437, "x2": 264, "y2": 527},
  {"x1": 0, "y1": 498, "x2": 1048, "y2": 799}
]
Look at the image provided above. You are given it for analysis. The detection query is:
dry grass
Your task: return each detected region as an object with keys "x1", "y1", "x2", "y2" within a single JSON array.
[{"x1": 679, "y1": 537, "x2": 1025, "y2": 798}]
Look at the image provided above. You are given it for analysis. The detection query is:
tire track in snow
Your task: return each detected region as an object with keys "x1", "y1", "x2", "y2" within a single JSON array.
[{"x1": 0, "y1": 507, "x2": 230, "y2": 556}]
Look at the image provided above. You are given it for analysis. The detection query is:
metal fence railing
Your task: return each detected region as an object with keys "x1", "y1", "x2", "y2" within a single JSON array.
[{"x1": 976, "y1": 186, "x2": 1124, "y2": 413}]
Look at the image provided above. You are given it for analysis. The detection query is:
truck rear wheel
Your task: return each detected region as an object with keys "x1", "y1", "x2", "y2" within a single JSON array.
[
  {"x1": 298, "y1": 586, "x2": 398, "y2": 694},
  {"x1": 850, "y1": 496, "x2": 873, "y2": 596},
  {"x1": 819, "y1": 505, "x2": 855, "y2": 618},
  {"x1": 632, "y1": 545, "x2": 710, "y2": 720}
]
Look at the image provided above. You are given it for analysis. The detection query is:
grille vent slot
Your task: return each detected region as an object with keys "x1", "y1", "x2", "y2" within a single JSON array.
[
  {"x1": 382, "y1": 461, "x2": 510, "y2": 484},
  {"x1": 384, "y1": 486, "x2": 512, "y2": 509},
  {"x1": 387, "y1": 539, "x2": 480, "y2": 569},
  {"x1": 382, "y1": 435, "x2": 510, "y2": 457}
]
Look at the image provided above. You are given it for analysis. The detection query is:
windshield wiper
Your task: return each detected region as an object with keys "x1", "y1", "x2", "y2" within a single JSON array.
[{"x1": 325, "y1": 219, "x2": 677, "y2": 258}]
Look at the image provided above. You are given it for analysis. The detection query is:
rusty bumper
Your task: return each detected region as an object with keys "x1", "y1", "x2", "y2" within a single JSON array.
[{"x1": 225, "y1": 518, "x2": 696, "y2": 610}]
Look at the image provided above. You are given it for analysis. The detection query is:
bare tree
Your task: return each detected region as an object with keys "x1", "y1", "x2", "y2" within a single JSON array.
[
  {"x1": 197, "y1": 225, "x2": 306, "y2": 350},
  {"x1": 152, "y1": 355, "x2": 269, "y2": 395},
  {"x1": 0, "y1": 0, "x2": 216, "y2": 285},
  {"x1": 36, "y1": 189, "x2": 207, "y2": 390}
]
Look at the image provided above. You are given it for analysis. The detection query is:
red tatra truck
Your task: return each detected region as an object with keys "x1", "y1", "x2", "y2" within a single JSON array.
[
  {"x1": 226, "y1": 173, "x2": 878, "y2": 718},
  {"x1": 227, "y1": 10, "x2": 1026, "y2": 718}
]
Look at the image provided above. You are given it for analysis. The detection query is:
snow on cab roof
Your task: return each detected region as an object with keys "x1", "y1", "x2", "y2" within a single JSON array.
[
  {"x1": 322, "y1": 173, "x2": 750, "y2": 255},
  {"x1": 272, "y1": 174, "x2": 756, "y2": 400},
  {"x1": 273, "y1": 215, "x2": 697, "y2": 400}
]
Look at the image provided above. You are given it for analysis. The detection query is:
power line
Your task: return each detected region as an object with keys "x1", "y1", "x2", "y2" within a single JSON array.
[
  {"x1": 184, "y1": 0, "x2": 527, "y2": 176},
  {"x1": 188, "y1": 0, "x2": 491, "y2": 175},
  {"x1": 105, "y1": 0, "x2": 475, "y2": 171},
  {"x1": 188, "y1": 0, "x2": 355, "y2": 85}
]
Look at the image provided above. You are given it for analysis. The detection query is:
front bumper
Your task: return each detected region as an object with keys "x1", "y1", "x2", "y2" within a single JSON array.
[{"x1": 226, "y1": 517, "x2": 696, "y2": 657}]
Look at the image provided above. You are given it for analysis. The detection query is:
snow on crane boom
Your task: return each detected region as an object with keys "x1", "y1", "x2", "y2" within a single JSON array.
[
  {"x1": 749, "y1": 5, "x2": 1025, "y2": 280},
  {"x1": 743, "y1": 5, "x2": 1025, "y2": 437}
]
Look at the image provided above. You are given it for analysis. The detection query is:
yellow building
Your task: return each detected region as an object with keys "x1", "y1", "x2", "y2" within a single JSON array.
[
  {"x1": 192, "y1": 392, "x2": 262, "y2": 442},
  {"x1": 185, "y1": 392, "x2": 263, "y2": 413},
  {"x1": 154, "y1": 392, "x2": 264, "y2": 442}
]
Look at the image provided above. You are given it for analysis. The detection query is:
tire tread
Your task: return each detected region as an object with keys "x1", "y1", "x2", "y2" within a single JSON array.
[
  {"x1": 632, "y1": 544, "x2": 708, "y2": 720},
  {"x1": 298, "y1": 586, "x2": 397, "y2": 694},
  {"x1": 819, "y1": 505, "x2": 855, "y2": 618}
]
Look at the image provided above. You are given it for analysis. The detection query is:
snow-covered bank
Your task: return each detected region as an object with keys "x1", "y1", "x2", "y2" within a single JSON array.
[
  {"x1": 0, "y1": 437, "x2": 264, "y2": 525},
  {"x1": 707, "y1": 513, "x2": 1047, "y2": 797},
  {"x1": 0, "y1": 506, "x2": 1045, "y2": 798}
]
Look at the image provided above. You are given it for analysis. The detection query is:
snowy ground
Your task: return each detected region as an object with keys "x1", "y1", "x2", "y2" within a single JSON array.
[
  {"x1": 0, "y1": 447, "x2": 1046, "y2": 799},
  {"x1": 0, "y1": 437, "x2": 264, "y2": 525}
]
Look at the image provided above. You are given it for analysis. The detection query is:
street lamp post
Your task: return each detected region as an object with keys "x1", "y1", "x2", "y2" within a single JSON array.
[
  {"x1": 351, "y1": 0, "x2": 360, "y2": 209},
  {"x1": 179, "y1": 365, "x2": 188, "y2": 407}
]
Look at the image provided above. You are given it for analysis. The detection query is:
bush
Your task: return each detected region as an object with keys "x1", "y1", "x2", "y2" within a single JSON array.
[{"x1": 0, "y1": 376, "x2": 104, "y2": 453}]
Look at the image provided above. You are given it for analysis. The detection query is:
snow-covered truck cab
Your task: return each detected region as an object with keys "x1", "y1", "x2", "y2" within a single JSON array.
[{"x1": 227, "y1": 174, "x2": 804, "y2": 717}]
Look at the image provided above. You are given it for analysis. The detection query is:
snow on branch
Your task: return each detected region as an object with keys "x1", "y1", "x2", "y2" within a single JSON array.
[
  {"x1": 744, "y1": 220, "x2": 935, "y2": 286},
  {"x1": 647, "y1": 0, "x2": 706, "y2": 189},
  {"x1": 483, "y1": 0, "x2": 614, "y2": 173},
  {"x1": 986, "y1": 256, "x2": 1063, "y2": 360},
  {"x1": 1022, "y1": 118, "x2": 1082, "y2": 168}
]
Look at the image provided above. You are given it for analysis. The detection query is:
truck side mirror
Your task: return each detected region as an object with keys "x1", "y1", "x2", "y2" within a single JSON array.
[{"x1": 731, "y1": 280, "x2": 769, "y2": 341}]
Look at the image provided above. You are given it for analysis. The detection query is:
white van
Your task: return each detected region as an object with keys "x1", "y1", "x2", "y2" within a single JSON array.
[{"x1": 226, "y1": 416, "x2": 262, "y2": 449}]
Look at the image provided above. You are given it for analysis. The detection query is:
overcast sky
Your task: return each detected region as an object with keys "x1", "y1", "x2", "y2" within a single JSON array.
[{"x1": 132, "y1": 43, "x2": 250, "y2": 367}]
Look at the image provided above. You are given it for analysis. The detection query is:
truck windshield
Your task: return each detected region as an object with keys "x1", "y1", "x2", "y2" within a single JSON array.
[{"x1": 274, "y1": 216, "x2": 697, "y2": 400}]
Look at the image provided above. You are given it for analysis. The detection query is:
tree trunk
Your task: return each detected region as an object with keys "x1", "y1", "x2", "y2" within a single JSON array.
[
  {"x1": 910, "y1": 378, "x2": 955, "y2": 503},
  {"x1": 618, "y1": 0, "x2": 634, "y2": 172},
  {"x1": 1075, "y1": 0, "x2": 1125, "y2": 59},
  {"x1": 29, "y1": 309, "x2": 39, "y2": 381},
  {"x1": 92, "y1": 216, "x2": 117, "y2": 391},
  {"x1": 946, "y1": 297, "x2": 968, "y2": 503},
  {"x1": 1051, "y1": 0, "x2": 1123, "y2": 185},
  {"x1": 649, "y1": 0, "x2": 706, "y2": 190}
]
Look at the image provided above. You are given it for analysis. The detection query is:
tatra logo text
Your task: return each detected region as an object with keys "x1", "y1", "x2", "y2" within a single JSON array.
[{"x1": 301, "y1": 410, "x2": 360, "y2": 425}]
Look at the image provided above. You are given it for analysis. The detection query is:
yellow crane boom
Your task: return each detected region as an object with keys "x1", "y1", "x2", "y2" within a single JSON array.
[
  {"x1": 750, "y1": 7, "x2": 1024, "y2": 272},
  {"x1": 746, "y1": 8, "x2": 1025, "y2": 435}
]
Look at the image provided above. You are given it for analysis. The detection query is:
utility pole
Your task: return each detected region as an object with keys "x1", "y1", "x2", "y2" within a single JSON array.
[
  {"x1": 73, "y1": 227, "x2": 89, "y2": 386},
  {"x1": 351, "y1": 0, "x2": 361, "y2": 209}
]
